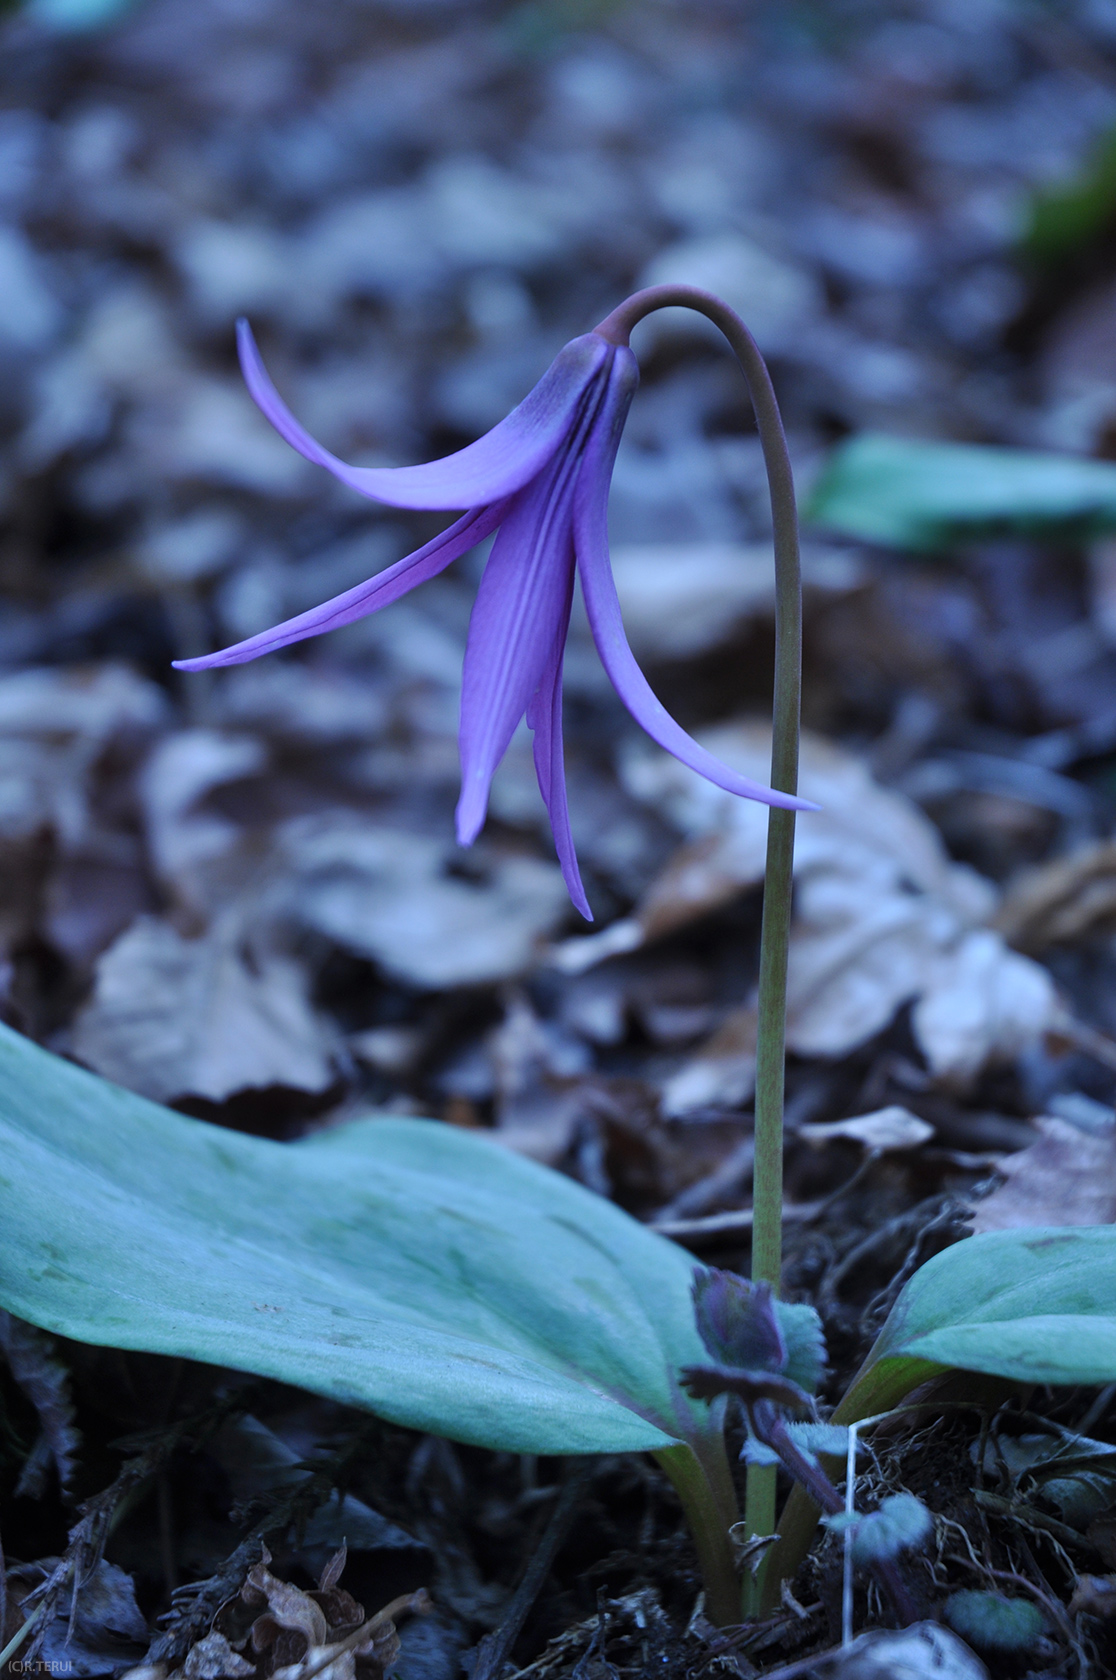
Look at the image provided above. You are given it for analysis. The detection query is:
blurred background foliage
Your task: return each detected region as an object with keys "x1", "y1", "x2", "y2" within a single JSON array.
[{"x1": 3, "y1": 0, "x2": 1116, "y2": 1119}]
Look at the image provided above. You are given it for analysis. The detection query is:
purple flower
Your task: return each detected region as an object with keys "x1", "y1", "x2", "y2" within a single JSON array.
[{"x1": 175, "y1": 318, "x2": 814, "y2": 918}]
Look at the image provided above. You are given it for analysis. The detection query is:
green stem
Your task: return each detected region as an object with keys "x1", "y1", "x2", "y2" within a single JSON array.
[
  {"x1": 0, "y1": 1604, "x2": 42, "y2": 1669},
  {"x1": 597, "y1": 286, "x2": 804, "y2": 1600},
  {"x1": 741, "y1": 1460, "x2": 777, "y2": 1613},
  {"x1": 595, "y1": 284, "x2": 801, "y2": 1293},
  {"x1": 655, "y1": 1442, "x2": 740, "y2": 1628}
]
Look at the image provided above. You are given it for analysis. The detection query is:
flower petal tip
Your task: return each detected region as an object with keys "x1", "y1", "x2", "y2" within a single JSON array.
[
  {"x1": 235, "y1": 316, "x2": 259, "y2": 365},
  {"x1": 568, "y1": 887, "x2": 593, "y2": 923},
  {"x1": 762, "y1": 788, "x2": 822, "y2": 814},
  {"x1": 454, "y1": 803, "x2": 484, "y2": 850},
  {"x1": 172, "y1": 650, "x2": 248, "y2": 671}
]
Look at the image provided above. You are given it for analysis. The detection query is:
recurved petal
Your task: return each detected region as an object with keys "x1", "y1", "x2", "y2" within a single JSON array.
[
  {"x1": 239, "y1": 321, "x2": 610, "y2": 511},
  {"x1": 173, "y1": 501, "x2": 506, "y2": 670},
  {"x1": 525, "y1": 593, "x2": 592, "y2": 921},
  {"x1": 455, "y1": 460, "x2": 581, "y2": 851},
  {"x1": 576, "y1": 352, "x2": 819, "y2": 815}
]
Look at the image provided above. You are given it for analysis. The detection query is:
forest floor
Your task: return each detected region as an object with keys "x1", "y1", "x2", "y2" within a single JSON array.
[{"x1": 5, "y1": 0, "x2": 1116, "y2": 1676}]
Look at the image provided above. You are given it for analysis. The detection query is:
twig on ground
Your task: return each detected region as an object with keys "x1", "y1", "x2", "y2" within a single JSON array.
[
  {"x1": 290, "y1": 1592, "x2": 432, "y2": 1680},
  {"x1": 651, "y1": 1204, "x2": 824, "y2": 1240},
  {"x1": 974, "y1": 1490, "x2": 1092, "y2": 1556},
  {"x1": 471, "y1": 1462, "x2": 595, "y2": 1680},
  {"x1": 150, "y1": 1418, "x2": 389, "y2": 1667}
]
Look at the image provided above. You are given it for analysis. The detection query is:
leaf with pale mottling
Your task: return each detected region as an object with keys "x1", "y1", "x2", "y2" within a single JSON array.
[{"x1": 0, "y1": 1022, "x2": 718, "y2": 1460}]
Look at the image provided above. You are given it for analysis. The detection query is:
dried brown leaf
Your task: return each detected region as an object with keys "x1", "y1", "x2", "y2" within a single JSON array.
[
  {"x1": 0, "y1": 666, "x2": 166, "y2": 851},
  {"x1": 242, "y1": 1551, "x2": 427, "y2": 1680},
  {"x1": 798, "y1": 1107, "x2": 933, "y2": 1151},
  {"x1": 273, "y1": 814, "x2": 568, "y2": 989},
  {"x1": 1069, "y1": 1575, "x2": 1116, "y2": 1619},
  {"x1": 582, "y1": 539, "x2": 863, "y2": 662},
  {"x1": 660, "y1": 1006, "x2": 757, "y2": 1119},
  {"x1": 71, "y1": 915, "x2": 337, "y2": 1104},
  {"x1": 316, "y1": 1549, "x2": 347, "y2": 1597},
  {"x1": 996, "y1": 840, "x2": 1116, "y2": 952},
  {"x1": 141, "y1": 730, "x2": 268, "y2": 916},
  {"x1": 9, "y1": 1558, "x2": 148, "y2": 1677},
  {"x1": 969, "y1": 1117, "x2": 1116, "y2": 1232},
  {"x1": 910, "y1": 931, "x2": 1057, "y2": 1084},
  {"x1": 182, "y1": 1634, "x2": 256, "y2": 1680},
  {"x1": 245, "y1": 1552, "x2": 329, "y2": 1652},
  {"x1": 608, "y1": 726, "x2": 1057, "y2": 1100}
]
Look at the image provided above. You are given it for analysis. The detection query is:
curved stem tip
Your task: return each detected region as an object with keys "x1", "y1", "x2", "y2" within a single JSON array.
[{"x1": 600, "y1": 284, "x2": 805, "y2": 1604}]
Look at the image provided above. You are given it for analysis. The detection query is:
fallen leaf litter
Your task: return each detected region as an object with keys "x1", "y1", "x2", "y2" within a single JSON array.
[{"x1": 4, "y1": 1, "x2": 1116, "y2": 1677}]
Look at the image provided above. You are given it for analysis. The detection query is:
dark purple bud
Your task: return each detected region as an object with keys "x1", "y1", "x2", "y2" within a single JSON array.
[{"x1": 691, "y1": 1268, "x2": 787, "y2": 1374}]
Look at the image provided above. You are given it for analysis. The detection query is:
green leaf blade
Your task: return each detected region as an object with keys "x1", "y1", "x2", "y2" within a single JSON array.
[
  {"x1": 944, "y1": 1591, "x2": 1045, "y2": 1652},
  {"x1": 902, "y1": 1315, "x2": 1116, "y2": 1388},
  {"x1": 767, "y1": 1226, "x2": 1116, "y2": 1603},
  {"x1": 0, "y1": 1022, "x2": 712, "y2": 1457},
  {"x1": 869, "y1": 1226, "x2": 1116, "y2": 1389}
]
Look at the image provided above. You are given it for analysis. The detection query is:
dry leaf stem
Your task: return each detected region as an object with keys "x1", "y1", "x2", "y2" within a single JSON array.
[{"x1": 289, "y1": 1591, "x2": 432, "y2": 1680}]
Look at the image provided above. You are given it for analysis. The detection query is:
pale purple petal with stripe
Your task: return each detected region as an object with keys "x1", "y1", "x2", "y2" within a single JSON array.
[
  {"x1": 238, "y1": 320, "x2": 610, "y2": 511},
  {"x1": 525, "y1": 579, "x2": 591, "y2": 920},
  {"x1": 575, "y1": 352, "x2": 819, "y2": 815},
  {"x1": 173, "y1": 501, "x2": 507, "y2": 671},
  {"x1": 455, "y1": 460, "x2": 582, "y2": 848},
  {"x1": 177, "y1": 315, "x2": 815, "y2": 919}
]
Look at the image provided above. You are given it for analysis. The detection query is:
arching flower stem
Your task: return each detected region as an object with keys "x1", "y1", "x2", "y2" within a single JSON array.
[
  {"x1": 176, "y1": 282, "x2": 809, "y2": 1627},
  {"x1": 597, "y1": 286, "x2": 803, "y2": 1583}
]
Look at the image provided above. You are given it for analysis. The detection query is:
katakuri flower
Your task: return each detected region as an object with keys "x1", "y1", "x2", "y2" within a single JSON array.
[{"x1": 174, "y1": 312, "x2": 814, "y2": 918}]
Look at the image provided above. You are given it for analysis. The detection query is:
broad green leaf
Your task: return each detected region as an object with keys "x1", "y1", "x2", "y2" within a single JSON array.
[
  {"x1": 807, "y1": 433, "x2": 1116, "y2": 552},
  {"x1": 834, "y1": 1226, "x2": 1116, "y2": 1423},
  {"x1": 0, "y1": 1022, "x2": 715, "y2": 1459},
  {"x1": 767, "y1": 1226, "x2": 1116, "y2": 1600},
  {"x1": 864, "y1": 1225, "x2": 1116, "y2": 1394}
]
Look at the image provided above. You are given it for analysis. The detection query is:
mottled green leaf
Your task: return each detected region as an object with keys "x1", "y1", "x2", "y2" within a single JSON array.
[
  {"x1": 867, "y1": 1226, "x2": 1116, "y2": 1392},
  {"x1": 0, "y1": 1022, "x2": 717, "y2": 1459}
]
